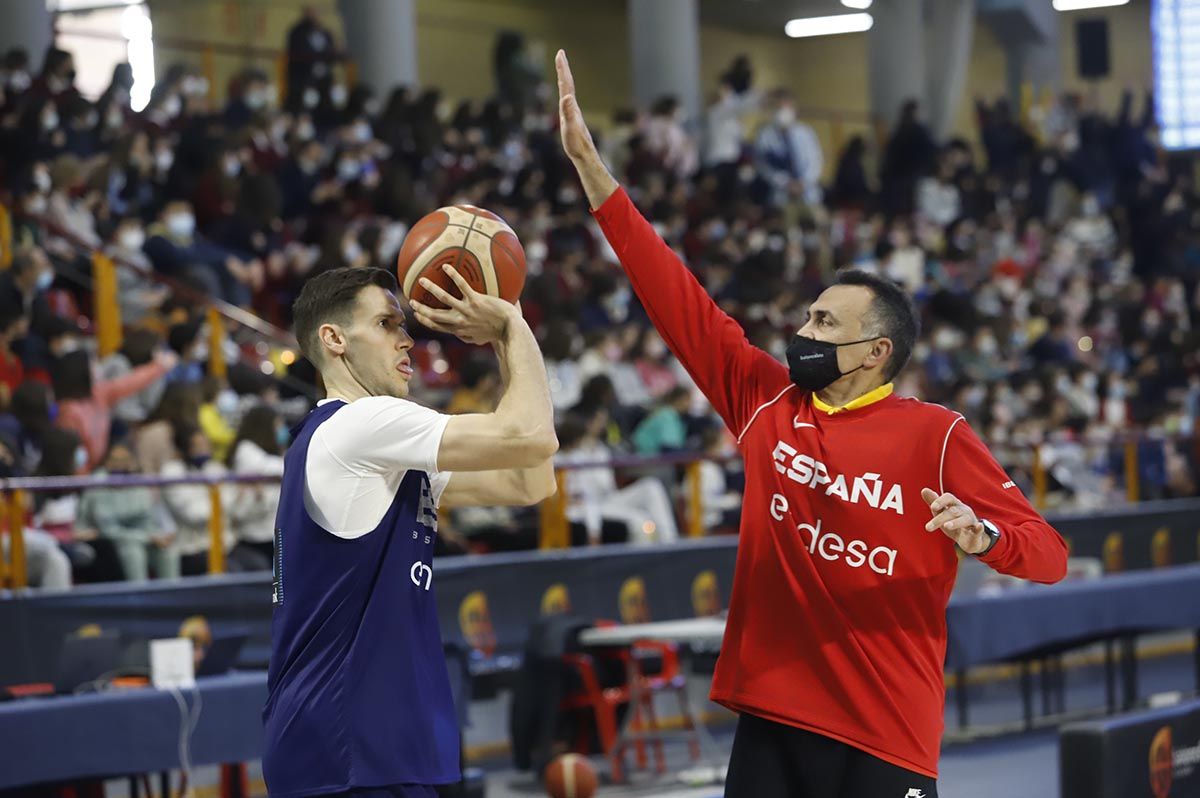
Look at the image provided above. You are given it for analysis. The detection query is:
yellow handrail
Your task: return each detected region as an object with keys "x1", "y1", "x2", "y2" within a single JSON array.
[
  {"x1": 685, "y1": 460, "x2": 704, "y2": 538},
  {"x1": 92, "y1": 252, "x2": 122, "y2": 357},
  {"x1": 1125, "y1": 440, "x2": 1139, "y2": 503},
  {"x1": 538, "y1": 470, "x2": 570, "y2": 549},
  {"x1": 207, "y1": 484, "x2": 225, "y2": 574},
  {"x1": 208, "y1": 306, "x2": 227, "y2": 380},
  {"x1": 8, "y1": 490, "x2": 27, "y2": 589},
  {"x1": 1032, "y1": 444, "x2": 1047, "y2": 510},
  {"x1": 0, "y1": 204, "x2": 12, "y2": 271}
]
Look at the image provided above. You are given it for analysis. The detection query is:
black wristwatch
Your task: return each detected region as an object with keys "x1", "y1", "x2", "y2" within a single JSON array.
[{"x1": 974, "y1": 519, "x2": 1001, "y2": 556}]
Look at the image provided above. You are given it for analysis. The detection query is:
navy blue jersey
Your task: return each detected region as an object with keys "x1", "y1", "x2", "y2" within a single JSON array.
[{"x1": 263, "y1": 400, "x2": 460, "y2": 796}]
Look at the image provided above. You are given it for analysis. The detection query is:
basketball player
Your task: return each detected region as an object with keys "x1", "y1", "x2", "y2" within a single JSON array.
[
  {"x1": 555, "y1": 50, "x2": 1067, "y2": 798},
  {"x1": 263, "y1": 266, "x2": 557, "y2": 797}
]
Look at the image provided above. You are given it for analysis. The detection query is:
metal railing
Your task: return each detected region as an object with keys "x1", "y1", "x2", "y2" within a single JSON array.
[{"x1": 2, "y1": 431, "x2": 1194, "y2": 588}]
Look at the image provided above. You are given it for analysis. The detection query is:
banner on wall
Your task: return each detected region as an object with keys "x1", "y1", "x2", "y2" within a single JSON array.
[{"x1": 2, "y1": 499, "x2": 1198, "y2": 685}]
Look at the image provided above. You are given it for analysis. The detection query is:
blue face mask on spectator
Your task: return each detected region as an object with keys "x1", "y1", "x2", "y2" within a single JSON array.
[
  {"x1": 190, "y1": 455, "x2": 211, "y2": 469},
  {"x1": 74, "y1": 447, "x2": 88, "y2": 471},
  {"x1": 276, "y1": 426, "x2": 290, "y2": 448},
  {"x1": 36, "y1": 270, "x2": 53, "y2": 292}
]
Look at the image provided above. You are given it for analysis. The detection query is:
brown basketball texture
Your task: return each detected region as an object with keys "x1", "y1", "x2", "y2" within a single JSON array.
[
  {"x1": 543, "y1": 754, "x2": 598, "y2": 798},
  {"x1": 396, "y1": 204, "x2": 526, "y2": 310}
]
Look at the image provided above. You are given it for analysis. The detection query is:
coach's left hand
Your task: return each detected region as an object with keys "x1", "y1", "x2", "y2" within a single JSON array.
[{"x1": 921, "y1": 488, "x2": 989, "y2": 555}]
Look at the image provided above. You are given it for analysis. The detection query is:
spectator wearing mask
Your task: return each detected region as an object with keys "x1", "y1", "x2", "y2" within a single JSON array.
[
  {"x1": 144, "y1": 200, "x2": 262, "y2": 307},
  {"x1": 755, "y1": 89, "x2": 823, "y2": 207},
  {"x1": 165, "y1": 318, "x2": 207, "y2": 384},
  {"x1": 704, "y1": 77, "x2": 758, "y2": 174},
  {"x1": 52, "y1": 348, "x2": 176, "y2": 471},
  {"x1": 76, "y1": 440, "x2": 178, "y2": 582},
  {"x1": 45, "y1": 154, "x2": 102, "y2": 248},
  {"x1": 0, "y1": 246, "x2": 56, "y2": 342},
  {"x1": 162, "y1": 423, "x2": 268, "y2": 574},
  {"x1": 31, "y1": 427, "x2": 98, "y2": 571},
  {"x1": 105, "y1": 216, "x2": 170, "y2": 325},
  {"x1": 643, "y1": 96, "x2": 698, "y2": 180},
  {"x1": 285, "y1": 7, "x2": 337, "y2": 113},
  {"x1": 98, "y1": 329, "x2": 166, "y2": 427},
  {"x1": 1, "y1": 47, "x2": 32, "y2": 106},
  {"x1": 198, "y1": 376, "x2": 238, "y2": 461},
  {"x1": 556, "y1": 410, "x2": 680, "y2": 546},
  {"x1": 226, "y1": 405, "x2": 286, "y2": 564}
]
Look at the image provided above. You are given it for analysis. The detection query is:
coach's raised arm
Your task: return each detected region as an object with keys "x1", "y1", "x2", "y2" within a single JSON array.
[{"x1": 556, "y1": 50, "x2": 792, "y2": 440}]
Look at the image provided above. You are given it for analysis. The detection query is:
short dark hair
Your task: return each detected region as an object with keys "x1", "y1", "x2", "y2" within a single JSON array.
[
  {"x1": 833, "y1": 269, "x2": 920, "y2": 382},
  {"x1": 50, "y1": 350, "x2": 93, "y2": 401},
  {"x1": 292, "y1": 267, "x2": 398, "y2": 364}
]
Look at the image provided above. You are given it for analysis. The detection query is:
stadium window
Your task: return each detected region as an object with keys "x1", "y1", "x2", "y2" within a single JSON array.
[
  {"x1": 1154, "y1": 0, "x2": 1200, "y2": 150},
  {"x1": 50, "y1": 0, "x2": 155, "y2": 110}
]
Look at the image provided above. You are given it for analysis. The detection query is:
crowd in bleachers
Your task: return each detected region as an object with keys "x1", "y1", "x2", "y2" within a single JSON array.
[{"x1": 0, "y1": 12, "x2": 1198, "y2": 584}]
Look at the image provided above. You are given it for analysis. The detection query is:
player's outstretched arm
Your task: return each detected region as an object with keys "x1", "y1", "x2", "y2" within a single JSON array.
[
  {"x1": 412, "y1": 268, "x2": 558, "y2": 476},
  {"x1": 438, "y1": 335, "x2": 557, "y2": 507},
  {"x1": 556, "y1": 49, "x2": 789, "y2": 437}
]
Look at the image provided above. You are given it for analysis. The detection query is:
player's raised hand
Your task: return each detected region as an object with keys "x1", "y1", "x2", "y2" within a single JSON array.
[
  {"x1": 555, "y1": 49, "x2": 619, "y2": 208},
  {"x1": 410, "y1": 264, "x2": 519, "y2": 346},
  {"x1": 556, "y1": 50, "x2": 597, "y2": 164},
  {"x1": 920, "y1": 488, "x2": 990, "y2": 555}
]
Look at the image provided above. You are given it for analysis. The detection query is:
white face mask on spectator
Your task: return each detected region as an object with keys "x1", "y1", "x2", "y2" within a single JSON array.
[
  {"x1": 41, "y1": 111, "x2": 59, "y2": 131},
  {"x1": 775, "y1": 107, "x2": 795, "y2": 127},
  {"x1": 215, "y1": 389, "x2": 238, "y2": 416},
  {"x1": 245, "y1": 89, "x2": 267, "y2": 110},
  {"x1": 156, "y1": 150, "x2": 174, "y2": 172},
  {"x1": 330, "y1": 84, "x2": 347, "y2": 108},
  {"x1": 303, "y1": 88, "x2": 320, "y2": 109},
  {"x1": 74, "y1": 447, "x2": 88, "y2": 471},
  {"x1": 167, "y1": 212, "x2": 195, "y2": 239},
  {"x1": 223, "y1": 156, "x2": 241, "y2": 177},
  {"x1": 33, "y1": 169, "x2": 51, "y2": 193},
  {"x1": 162, "y1": 94, "x2": 182, "y2": 118},
  {"x1": 118, "y1": 228, "x2": 145, "y2": 251}
]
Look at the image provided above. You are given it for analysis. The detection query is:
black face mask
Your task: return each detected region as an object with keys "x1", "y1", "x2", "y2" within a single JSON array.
[{"x1": 786, "y1": 335, "x2": 878, "y2": 392}]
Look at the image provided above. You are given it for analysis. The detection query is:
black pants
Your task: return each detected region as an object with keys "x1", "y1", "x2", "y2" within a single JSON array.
[{"x1": 725, "y1": 713, "x2": 938, "y2": 798}]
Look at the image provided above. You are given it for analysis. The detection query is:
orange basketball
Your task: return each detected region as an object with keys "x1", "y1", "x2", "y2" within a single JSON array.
[
  {"x1": 395, "y1": 204, "x2": 526, "y2": 310},
  {"x1": 543, "y1": 753, "x2": 598, "y2": 798}
]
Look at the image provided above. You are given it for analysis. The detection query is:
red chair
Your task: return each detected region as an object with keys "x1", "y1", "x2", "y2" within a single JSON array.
[{"x1": 558, "y1": 623, "x2": 701, "y2": 781}]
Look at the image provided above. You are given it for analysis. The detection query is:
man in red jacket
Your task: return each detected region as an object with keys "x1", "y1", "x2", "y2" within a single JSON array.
[{"x1": 555, "y1": 51, "x2": 1067, "y2": 798}]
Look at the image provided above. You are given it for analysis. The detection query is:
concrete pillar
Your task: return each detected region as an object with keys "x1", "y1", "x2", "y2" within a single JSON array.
[
  {"x1": 925, "y1": 0, "x2": 976, "y2": 138},
  {"x1": 629, "y1": 0, "x2": 702, "y2": 121},
  {"x1": 0, "y1": 0, "x2": 53, "y2": 74},
  {"x1": 336, "y1": 0, "x2": 418, "y2": 94},
  {"x1": 867, "y1": 1, "x2": 927, "y2": 133}
]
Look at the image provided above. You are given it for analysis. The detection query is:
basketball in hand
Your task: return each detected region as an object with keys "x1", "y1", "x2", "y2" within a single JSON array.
[
  {"x1": 395, "y1": 205, "x2": 526, "y2": 309},
  {"x1": 543, "y1": 753, "x2": 598, "y2": 798}
]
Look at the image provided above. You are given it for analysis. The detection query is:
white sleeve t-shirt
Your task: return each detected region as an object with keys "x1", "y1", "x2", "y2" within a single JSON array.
[{"x1": 305, "y1": 397, "x2": 452, "y2": 539}]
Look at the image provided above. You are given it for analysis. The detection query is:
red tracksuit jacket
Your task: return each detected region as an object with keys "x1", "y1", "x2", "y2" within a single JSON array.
[{"x1": 593, "y1": 187, "x2": 1067, "y2": 777}]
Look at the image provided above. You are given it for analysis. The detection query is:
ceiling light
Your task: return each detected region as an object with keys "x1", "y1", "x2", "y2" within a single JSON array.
[
  {"x1": 841, "y1": 0, "x2": 873, "y2": 8},
  {"x1": 785, "y1": 13, "x2": 873, "y2": 38},
  {"x1": 1052, "y1": 0, "x2": 1129, "y2": 10}
]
